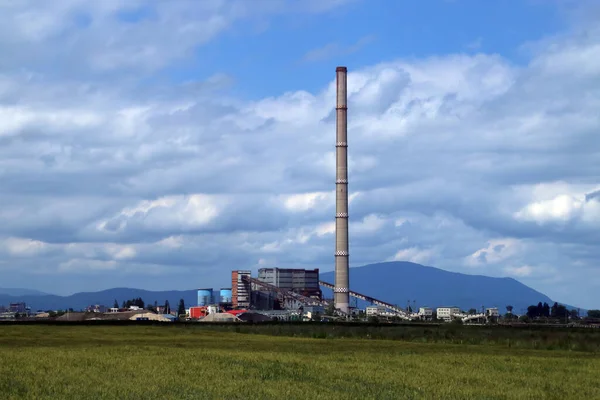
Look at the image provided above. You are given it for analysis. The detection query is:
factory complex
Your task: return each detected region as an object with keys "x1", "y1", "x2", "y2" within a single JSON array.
[
  {"x1": 183, "y1": 267, "x2": 501, "y2": 324},
  {"x1": 183, "y1": 68, "x2": 500, "y2": 325}
]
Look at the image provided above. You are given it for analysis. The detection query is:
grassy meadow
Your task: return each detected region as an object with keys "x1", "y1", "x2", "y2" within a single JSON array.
[{"x1": 0, "y1": 325, "x2": 599, "y2": 399}]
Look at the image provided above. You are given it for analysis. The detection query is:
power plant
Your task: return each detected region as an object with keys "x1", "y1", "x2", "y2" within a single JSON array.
[
  {"x1": 334, "y1": 66, "x2": 350, "y2": 314},
  {"x1": 186, "y1": 67, "x2": 493, "y2": 324}
]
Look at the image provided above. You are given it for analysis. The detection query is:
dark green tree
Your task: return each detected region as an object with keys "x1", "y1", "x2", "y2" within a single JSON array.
[
  {"x1": 551, "y1": 302, "x2": 559, "y2": 318},
  {"x1": 177, "y1": 299, "x2": 186, "y2": 316},
  {"x1": 587, "y1": 310, "x2": 600, "y2": 318},
  {"x1": 527, "y1": 305, "x2": 539, "y2": 319},
  {"x1": 113, "y1": 299, "x2": 119, "y2": 308},
  {"x1": 165, "y1": 300, "x2": 171, "y2": 314},
  {"x1": 506, "y1": 305, "x2": 513, "y2": 314},
  {"x1": 551, "y1": 303, "x2": 568, "y2": 320},
  {"x1": 542, "y1": 302, "x2": 550, "y2": 317},
  {"x1": 504, "y1": 312, "x2": 517, "y2": 320},
  {"x1": 536, "y1": 302, "x2": 544, "y2": 317},
  {"x1": 468, "y1": 308, "x2": 477, "y2": 315},
  {"x1": 123, "y1": 298, "x2": 145, "y2": 308}
]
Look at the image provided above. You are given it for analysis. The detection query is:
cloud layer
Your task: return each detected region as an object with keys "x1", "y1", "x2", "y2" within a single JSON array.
[{"x1": 1, "y1": 1, "x2": 599, "y2": 308}]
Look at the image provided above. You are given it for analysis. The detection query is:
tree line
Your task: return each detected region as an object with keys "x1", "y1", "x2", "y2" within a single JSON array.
[
  {"x1": 112, "y1": 298, "x2": 187, "y2": 317},
  {"x1": 523, "y1": 301, "x2": 600, "y2": 321},
  {"x1": 526, "y1": 302, "x2": 570, "y2": 319}
]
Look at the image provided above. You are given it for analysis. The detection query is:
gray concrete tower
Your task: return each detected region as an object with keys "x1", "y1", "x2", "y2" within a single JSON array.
[{"x1": 334, "y1": 66, "x2": 350, "y2": 313}]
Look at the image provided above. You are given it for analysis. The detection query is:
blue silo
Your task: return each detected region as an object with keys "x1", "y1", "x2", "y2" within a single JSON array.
[
  {"x1": 197, "y1": 289, "x2": 213, "y2": 306},
  {"x1": 220, "y1": 288, "x2": 232, "y2": 303}
]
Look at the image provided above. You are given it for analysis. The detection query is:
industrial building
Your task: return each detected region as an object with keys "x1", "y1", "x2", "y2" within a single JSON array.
[
  {"x1": 486, "y1": 308, "x2": 500, "y2": 317},
  {"x1": 9, "y1": 302, "x2": 27, "y2": 313},
  {"x1": 250, "y1": 290, "x2": 279, "y2": 311},
  {"x1": 256, "y1": 309, "x2": 302, "y2": 322},
  {"x1": 257, "y1": 268, "x2": 321, "y2": 299},
  {"x1": 436, "y1": 307, "x2": 461, "y2": 321},
  {"x1": 232, "y1": 270, "x2": 251, "y2": 309},
  {"x1": 418, "y1": 307, "x2": 433, "y2": 320},
  {"x1": 366, "y1": 306, "x2": 387, "y2": 316},
  {"x1": 230, "y1": 268, "x2": 322, "y2": 311}
]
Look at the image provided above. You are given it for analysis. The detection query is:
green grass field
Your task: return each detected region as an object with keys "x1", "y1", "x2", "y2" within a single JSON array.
[{"x1": 0, "y1": 325, "x2": 599, "y2": 399}]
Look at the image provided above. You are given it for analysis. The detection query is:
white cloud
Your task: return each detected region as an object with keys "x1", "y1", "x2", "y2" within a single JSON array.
[
  {"x1": 465, "y1": 238, "x2": 524, "y2": 267},
  {"x1": 105, "y1": 245, "x2": 137, "y2": 260},
  {"x1": 513, "y1": 182, "x2": 600, "y2": 225},
  {"x1": 2, "y1": 237, "x2": 49, "y2": 256},
  {"x1": 281, "y1": 191, "x2": 360, "y2": 213},
  {"x1": 157, "y1": 236, "x2": 184, "y2": 249},
  {"x1": 97, "y1": 194, "x2": 224, "y2": 234},
  {"x1": 504, "y1": 265, "x2": 534, "y2": 277},
  {"x1": 352, "y1": 214, "x2": 387, "y2": 235},
  {"x1": 515, "y1": 195, "x2": 586, "y2": 224},
  {"x1": 314, "y1": 221, "x2": 336, "y2": 236},
  {"x1": 389, "y1": 247, "x2": 436, "y2": 264},
  {"x1": 282, "y1": 192, "x2": 333, "y2": 212},
  {"x1": 258, "y1": 221, "x2": 336, "y2": 254}
]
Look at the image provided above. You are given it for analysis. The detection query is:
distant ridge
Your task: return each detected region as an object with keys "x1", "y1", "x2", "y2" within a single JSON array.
[
  {"x1": 0, "y1": 288, "x2": 198, "y2": 311},
  {"x1": 0, "y1": 288, "x2": 50, "y2": 297},
  {"x1": 320, "y1": 261, "x2": 580, "y2": 313}
]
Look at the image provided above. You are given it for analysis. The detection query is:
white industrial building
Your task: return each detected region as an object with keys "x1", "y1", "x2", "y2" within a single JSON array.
[
  {"x1": 418, "y1": 307, "x2": 433, "y2": 320},
  {"x1": 366, "y1": 306, "x2": 387, "y2": 316},
  {"x1": 486, "y1": 307, "x2": 499, "y2": 317},
  {"x1": 436, "y1": 306, "x2": 461, "y2": 321},
  {"x1": 366, "y1": 306, "x2": 400, "y2": 318}
]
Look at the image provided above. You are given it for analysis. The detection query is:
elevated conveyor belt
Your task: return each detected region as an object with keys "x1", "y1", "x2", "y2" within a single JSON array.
[
  {"x1": 460, "y1": 313, "x2": 487, "y2": 323},
  {"x1": 243, "y1": 276, "x2": 323, "y2": 307},
  {"x1": 319, "y1": 281, "x2": 412, "y2": 319}
]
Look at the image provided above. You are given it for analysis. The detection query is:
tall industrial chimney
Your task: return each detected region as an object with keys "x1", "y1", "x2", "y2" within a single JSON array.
[{"x1": 334, "y1": 66, "x2": 350, "y2": 313}]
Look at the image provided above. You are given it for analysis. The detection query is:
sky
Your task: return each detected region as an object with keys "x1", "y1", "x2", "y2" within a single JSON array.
[{"x1": 1, "y1": 0, "x2": 599, "y2": 308}]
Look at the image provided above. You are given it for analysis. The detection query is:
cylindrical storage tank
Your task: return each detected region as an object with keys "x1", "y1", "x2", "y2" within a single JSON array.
[
  {"x1": 220, "y1": 288, "x2": 232, "y2": 303},
  {"x1": 197, "y1": 289, "x2": 213, "y2": 307}
]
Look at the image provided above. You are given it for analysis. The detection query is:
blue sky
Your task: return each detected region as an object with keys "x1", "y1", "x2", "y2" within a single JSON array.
[
  {"x1": 1, "y1": 0, "x2": 599, "y2": 309},
  {"x1": 162, "y1": 0, "x2": 565, "y2": 98}
]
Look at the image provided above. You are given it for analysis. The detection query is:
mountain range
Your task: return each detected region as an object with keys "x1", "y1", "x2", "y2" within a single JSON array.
[
  {"x1": 320, "y1": 262, "x2": 578, "y2": 313},
  {"x1": 0, "y1": 288, "x2": 50, "y2": 297},
  {"x1": 0, "y1": 261, "x2": 580, "y2": 312},
  {"x1": 0, "y1": 288, "x2": 197, "y2": 312}
]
